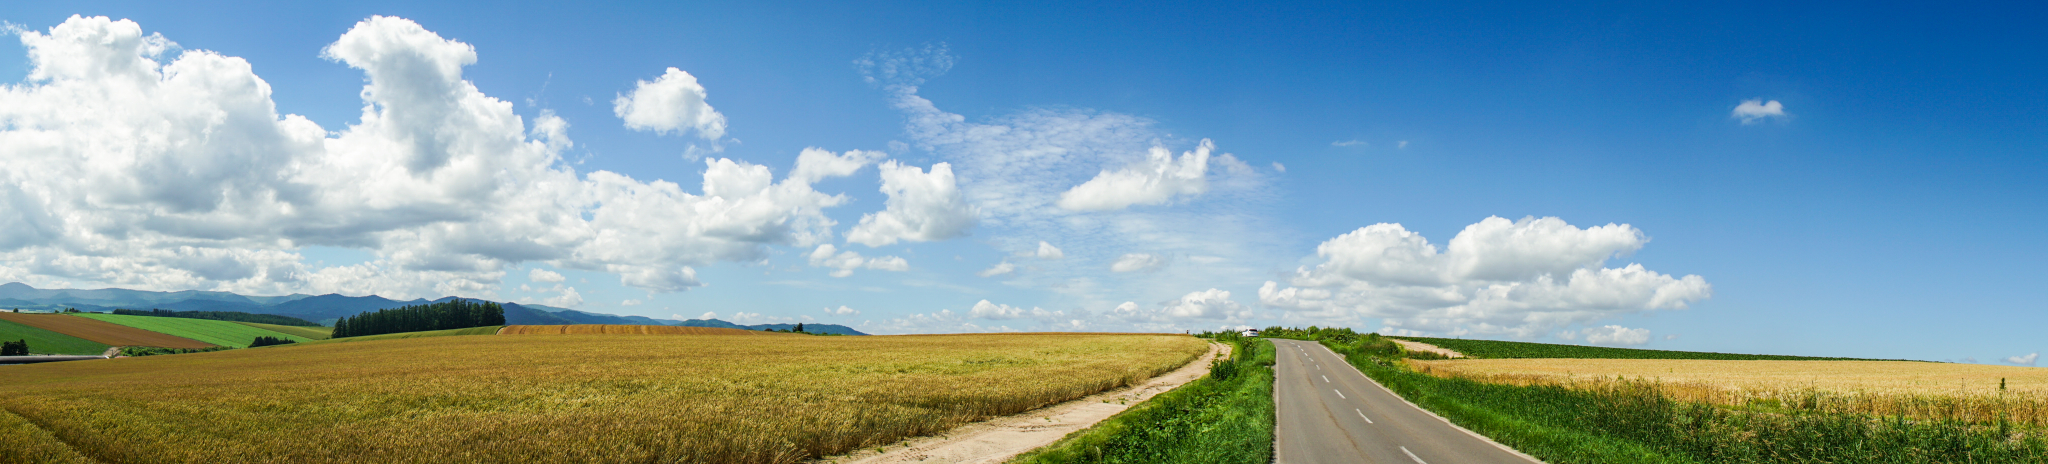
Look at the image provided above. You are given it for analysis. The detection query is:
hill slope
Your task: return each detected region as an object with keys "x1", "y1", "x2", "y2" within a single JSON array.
[
  {"x1": 0, "y1": 318, "x2": 110, "y2": 355},
  {"x1": 0, "y1": 313, "x2": 213, "y2": 348},
  {"x1": 75, "y1": 314, "x2": 314, "y2": 348},
  {"x1": 234, "y1": 322, "x2": 334, "y2": 340}
]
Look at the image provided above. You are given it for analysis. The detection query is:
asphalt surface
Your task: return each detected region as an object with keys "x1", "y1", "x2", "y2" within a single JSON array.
[{"x1": 1270, "y1": 338, "x2": 1540, "y2": 464}]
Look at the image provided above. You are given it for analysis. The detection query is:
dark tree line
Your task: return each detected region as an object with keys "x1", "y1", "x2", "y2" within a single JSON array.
[
  {"x1": 332, "y1": 300, "x2": 504, "y2": 338},
  {"x1": 249, "y1": 336, "x2": 296, "y2": 347},
  {"x1": 1, "y1": 339, "x2": 27, "y2": 356},
  {"x1": 113, "y1": 308, "x2": 320, "y2": 327}
]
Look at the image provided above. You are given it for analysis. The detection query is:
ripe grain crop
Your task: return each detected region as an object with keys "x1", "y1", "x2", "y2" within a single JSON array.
[
  {"x1": 499, "y1": 324, "x2": 767, "y2": 335},
  {"x1": 0, "y1": 332, "x2": 1206, "y2": 463},
  {"x1": 0, "y1": 313, "x2": 212, "y2": 348},
  {"x1": 75, "y1": 313, "x2": 315, "y2": 348},
  {"x1": 1391, "y1": 336, "x2": 1883, "y2": 360},
  {"x1": 1412, "y1": 358, "x2": 2048, "y2": 425}
]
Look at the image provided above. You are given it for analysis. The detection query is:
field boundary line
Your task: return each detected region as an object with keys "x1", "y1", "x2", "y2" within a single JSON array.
[{"x1": 819, "y1": 340, "x2": 1226, "y2": 464}]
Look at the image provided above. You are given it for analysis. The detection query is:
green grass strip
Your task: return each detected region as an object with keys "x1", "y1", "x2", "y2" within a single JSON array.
[
  {"x1": 306, "y1": 325, "x2": 503, "y2": 344},
  {"x1": 74, "y1": 313, "x2": 314, "y2": 348},
  {"x1": 1010, "y1": 337, "x2": 1274, "y2": 464},
  {"x1": 0, "y1": 318, "x2": 110, "y2": 356},
  {"x1": 233, "y1": 322, "x2": 333, "y2": 340}
]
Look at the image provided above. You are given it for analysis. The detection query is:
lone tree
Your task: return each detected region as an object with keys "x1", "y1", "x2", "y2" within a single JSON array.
[
  {"x1": 1, "y1": 339, "x2": 28, "y2": 356},
  {"x1": 795, "y1": 323, "x2": 805, "y2": 333}
]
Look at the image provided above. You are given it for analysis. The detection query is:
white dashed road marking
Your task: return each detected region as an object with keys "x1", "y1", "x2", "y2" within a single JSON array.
[
  {"x1": 1357, "y1": 408, "x2": 1374, "y2": 424},
  {"x1": 1401, "y1": 446, "x2": 1427, "y2": 464},
  {"x1": 1334, "y1": 389, "x2": 1345, "y2": 399}
]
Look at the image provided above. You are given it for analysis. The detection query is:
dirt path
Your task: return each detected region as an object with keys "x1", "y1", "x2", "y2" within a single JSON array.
[
  {"x1": 1391, "y1": 339, "x2": 1466, "y2": 358},
  {"x1": 817, "y1": 342, "x2": 1229, "y2": 464}
]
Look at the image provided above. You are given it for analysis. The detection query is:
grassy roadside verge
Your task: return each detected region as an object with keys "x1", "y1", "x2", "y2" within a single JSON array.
[
  {"x1": 1296, "y1": 328, "x2": 2048, "y2": 463},
  {"x1": 1009, "y1": 334, "x2": 1275, "y2": 464}
]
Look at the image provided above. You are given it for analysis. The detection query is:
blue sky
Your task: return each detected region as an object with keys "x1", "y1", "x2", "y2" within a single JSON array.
[{"x1": 1, "y1": 1, "x2": 2043, "y2": 363}]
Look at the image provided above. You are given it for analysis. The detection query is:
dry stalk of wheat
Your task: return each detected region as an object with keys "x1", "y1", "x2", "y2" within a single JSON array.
[{"x1": 1410, "y1": 359, "x2": 2048, "y2": 426}]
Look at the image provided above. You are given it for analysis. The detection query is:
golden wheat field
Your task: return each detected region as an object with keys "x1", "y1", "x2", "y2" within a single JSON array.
[
  {"x1": 0, "y1": 333, "x2": 1207, "y2": 464},
  {"x1": 1412, "y1": 358, "x2": 2048, "y2": 425}
]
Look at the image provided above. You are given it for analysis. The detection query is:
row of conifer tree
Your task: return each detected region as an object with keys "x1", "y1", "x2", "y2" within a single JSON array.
[{"x1": 332, "y1": 300, "x2": 505, "y2": 338}]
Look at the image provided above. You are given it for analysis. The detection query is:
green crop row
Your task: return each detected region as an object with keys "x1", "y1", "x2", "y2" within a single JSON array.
[
  {"x1": 1009, "y1": 334, "x2": 1275, "y2": 464},
  {"x1": 75, "y1": 314, "x2": 314, "y2": 348}
]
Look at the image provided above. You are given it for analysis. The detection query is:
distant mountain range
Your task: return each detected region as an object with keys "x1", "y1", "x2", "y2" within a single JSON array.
[{"x1": 0, "y1": 282, "x2": 866, "y2": 335}]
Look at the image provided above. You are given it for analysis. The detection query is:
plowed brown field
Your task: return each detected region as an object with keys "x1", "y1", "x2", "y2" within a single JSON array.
[
  {"x1": 0, "y1": 313, "x2": 214, "y2": 348},
  {"x1": 498, "y1": 324, "x2": 769, "y2": 335}
]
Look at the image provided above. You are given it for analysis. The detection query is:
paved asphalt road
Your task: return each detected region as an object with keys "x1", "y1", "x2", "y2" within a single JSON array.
[{"x1": 1270, "y1": 338, "x2": 1540, "y2": 464}]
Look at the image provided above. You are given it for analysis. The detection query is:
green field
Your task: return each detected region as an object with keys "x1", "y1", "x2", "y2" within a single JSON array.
[
  {"x1": 0, "y1": 318, "x2": 110, "y2": 356},
  {"x1": 234, "y1": 322, "x2": 333, "y2": 340},
  {"x1": 1391, "y1": 336, "x2": 1882, "y2": 361},
  {"x1": 74, "y1": 314, "x2": 315, "y2": 348},
  {"x1": 306, "y1": 325, "x2": 501, "y2": 344}
]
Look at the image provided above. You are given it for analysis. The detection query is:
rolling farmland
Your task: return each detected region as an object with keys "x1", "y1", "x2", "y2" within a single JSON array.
[
  {"x1": 74, "y1": 313, "x2": 315, "y2": 348},
  {"x1": 0, "y1": 333, "x2": 1206, "y2": 463},
  {"x1": 0, "y1": 318, "x2": 110, "y2": 355},
  {"x1": 0, "y1": 313, "x2": 213, "y2": 348},
  {"x1": 499, "y1": 324, "x2": 767, "y2": 335}
]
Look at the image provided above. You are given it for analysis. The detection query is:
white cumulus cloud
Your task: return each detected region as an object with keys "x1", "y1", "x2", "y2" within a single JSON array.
[
  {"x1": 528, "y1": 268, "x2": 565, "y2": 283},
  {"x1": 967, "y1": 299, "x2": 1065, "y2": 320},
  {"x1": 977, "y1": 261, "x2": 1016, "y2": 277},
  {"x1": 2007, "y1": 353, "x2": 2040, "y2": 366},
  {"x1": 845, "y1": 161, "x2": 977, "y2": 246},
  {"x1": 789, "y1": 148, "x2": 884, "y2": 184},
  {"x1": 1057, "y1": 139, "x2": 1219, "y2": 211},
  {"x1": 1260, "y1": 216, "x2": 1711, "y2": 338},
  {"x1": 822, "y1": 305, "x2": 860, "y2": 316},
  {"x1": 1579, "y1": 325, "x2": 1651, "y2": 346},
  {"x1": 857, "y1": 45, "x2": 1284, "y2": 321},
  {"x1": 613, "y1": 67, "x2": 726, "y2": 139},
  {"x1": 1110, "y1": 253, "x2": 1164, "y2": 272},
  {"x1": 1036, "y1": 241, "x2": 1065, "y2": 260},
  {"x1": 1732, "y1": 99, "x2": 1787, "y2": 124},
  {"x1": 807, "y1": 244, "x2": 909, "y2": 278},
  {"x1": 1112, "y1": 288, "x2": 1251, "y2": 323},
  {"x1": 0, "y1": 16, "x2": 874, "y2": 299}
]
